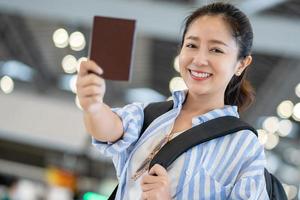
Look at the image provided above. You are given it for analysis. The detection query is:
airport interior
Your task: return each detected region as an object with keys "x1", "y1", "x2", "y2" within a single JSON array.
[{"x1": 0, "y1": 0, "x2": 300, "y2": 199}]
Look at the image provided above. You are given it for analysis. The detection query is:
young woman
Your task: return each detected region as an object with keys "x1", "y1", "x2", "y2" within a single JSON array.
[{"x1": 76, "y1": 2, "x2": 269, "y2": 200}]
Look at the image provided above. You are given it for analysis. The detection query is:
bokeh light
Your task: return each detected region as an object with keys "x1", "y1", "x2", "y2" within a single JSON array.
[
  {"x1": 52, "y1": 28, "x2": 69, "y2": 48},
  {"x1": 264, "y1": 132, "x2": 279, "y2": 150},
  {"x1": 292, "y1": 103, "x2": 300, "y2": 122},
  {"x1": 0, "y1": 75, "x2": 14, "y2": 94},
  {"x1": 295, "y1": 83, "x2": 300, "y2": 98},
  {"x1": 69, "y1": 75, "x2": 77, "y2": 94},
  {"x1": 62, "y1": 55, "x2": 77, "y2": 74},
  {"x1": 173, "y1": 55, "x2": 180, "y2": 73},
  {"x1": 169, "y1": 77, "x2": 187, "y2": 92},
  {"x1": 277, "y1": 119, "x2": 293, "y2": 137},
  {"x1": 277, "y1": 100, "x2": 294, "y2": 119},
  {"x1": 69, "y1": 31, "x2": 86, "y2": 51},
  {"x1": 262, "y1": 116, "x2": 279, "y2": 133},
  {"x1": 257, "y1": 129, "x2": 268, "y2": 145}
]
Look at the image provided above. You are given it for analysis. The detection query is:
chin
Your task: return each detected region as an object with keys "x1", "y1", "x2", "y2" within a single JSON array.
[{"x1": 187, "y1": 87, "x2": 210, "y2": 96}]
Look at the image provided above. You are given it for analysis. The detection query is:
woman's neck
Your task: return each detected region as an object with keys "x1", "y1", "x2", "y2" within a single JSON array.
[{"x1": 181, "y1": 91, "x2": 225, "y2": 116}]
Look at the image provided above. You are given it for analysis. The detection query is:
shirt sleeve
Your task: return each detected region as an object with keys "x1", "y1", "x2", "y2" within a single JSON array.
[
  {"x1": 92, "y1": 102, "x2": 145, "y2": 179},
  {"x1": 228, "y1": 132, "x2": 269, "y2": 200}
]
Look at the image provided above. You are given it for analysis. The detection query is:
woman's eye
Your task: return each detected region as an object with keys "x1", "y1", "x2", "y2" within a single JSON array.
[
  {"x1": 210, "y1": 48, "x2": 223, "y2": 53},
  {"x1": 185, "y1": 43, "x2": 196, "y2": 48}
]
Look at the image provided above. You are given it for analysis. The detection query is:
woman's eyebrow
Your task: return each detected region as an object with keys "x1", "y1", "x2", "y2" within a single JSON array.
[
  {"x1": 208, "y1": 39, "x2": 229, "y2": 47},
  {"x1": 186, "y1": 36, "x2": 199, "y2": 41},
  {"x1": 186, "y1": 36, "x2": 229, "y2": 47}
]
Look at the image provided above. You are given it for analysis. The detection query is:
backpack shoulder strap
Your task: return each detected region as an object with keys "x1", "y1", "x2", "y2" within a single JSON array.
[
  {"x1": 264, "y1": 169, "x2": 288, "y2": 200},
  {"x1": 149, "y1": 116, "x2": 257, "y2": 170},
  {"x1": 140, "y1": 100, "x2": 174, "y2": 135}
]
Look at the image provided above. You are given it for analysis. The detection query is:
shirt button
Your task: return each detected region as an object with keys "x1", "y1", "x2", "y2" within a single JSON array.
[{"x1": 185, "y1": 169, "x2": 191, "y2": 175}]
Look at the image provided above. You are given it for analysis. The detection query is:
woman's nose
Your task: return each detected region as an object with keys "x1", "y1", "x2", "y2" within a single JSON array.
[{"x1": 193, "y1": 50, "x2": 209, "y2": 66}]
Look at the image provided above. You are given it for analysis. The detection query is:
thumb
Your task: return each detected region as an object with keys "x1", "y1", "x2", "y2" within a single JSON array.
[{"x1": 149, "y1": 164, "x2": 168, "y2": 177}]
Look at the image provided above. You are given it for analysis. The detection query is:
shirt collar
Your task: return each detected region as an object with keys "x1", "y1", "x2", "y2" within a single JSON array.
[
  {"x1": 191, "y1": 105, "x2": 239, "y2": 126},
  {"x1": 172, "y1": 90, "x2": 187, "y2": 108},
  {"x1": 171, "y1": 90, "x2": 239, "y2": 126}
]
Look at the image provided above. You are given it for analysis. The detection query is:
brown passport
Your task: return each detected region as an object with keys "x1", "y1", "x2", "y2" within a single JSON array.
[{"x1": 89, "y1": 16, "x2": 136, "y2": 81}]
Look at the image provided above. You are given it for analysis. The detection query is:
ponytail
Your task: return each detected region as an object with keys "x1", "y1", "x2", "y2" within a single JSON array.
[{"x1": 225, "y1": 70, "x2": 255, "y2": 113}]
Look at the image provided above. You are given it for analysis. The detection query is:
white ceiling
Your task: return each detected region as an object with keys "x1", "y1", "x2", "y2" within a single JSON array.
[{"x1": 0, "y1": 0, "x2": 299, "y2": 57}]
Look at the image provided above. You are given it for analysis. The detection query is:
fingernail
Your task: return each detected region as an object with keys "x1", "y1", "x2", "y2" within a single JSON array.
[{"x1": 98, "y1": 67, "x2": 103, "y2": 74}]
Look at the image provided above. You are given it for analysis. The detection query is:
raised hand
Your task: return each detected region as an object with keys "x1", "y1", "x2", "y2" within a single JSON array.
[{"x1": 76, "y1": 60, "x2": 105, "y2": 113}]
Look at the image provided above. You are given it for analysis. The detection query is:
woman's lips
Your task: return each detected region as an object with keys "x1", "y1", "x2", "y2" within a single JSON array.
[{"x1": 189, "y1": 69, "x2": 212, "y2": 81}]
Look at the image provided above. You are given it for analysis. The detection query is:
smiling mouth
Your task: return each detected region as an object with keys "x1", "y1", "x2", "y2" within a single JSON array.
[{"x1": 189, "y1": 69, "x2": 212, "y2": 80}]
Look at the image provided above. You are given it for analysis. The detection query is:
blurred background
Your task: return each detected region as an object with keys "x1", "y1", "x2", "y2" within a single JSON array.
[{"x1": 0, "y1": 0, "x2": 300, "y2": 199}]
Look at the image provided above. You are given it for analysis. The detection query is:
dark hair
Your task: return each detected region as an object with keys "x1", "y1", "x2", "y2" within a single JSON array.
[{"x1": 180, "y1": 2, "x2": 255, "y2": 113}]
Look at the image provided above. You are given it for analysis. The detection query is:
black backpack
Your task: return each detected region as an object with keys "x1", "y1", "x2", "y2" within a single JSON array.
[{"x1": 108, "y1": 101, "x2": 287, "y2": 200}]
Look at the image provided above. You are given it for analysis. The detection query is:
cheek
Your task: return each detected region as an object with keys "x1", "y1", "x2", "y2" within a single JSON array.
[
  {"x1": 178, "y1": 55, "x2": 184, "y2": 73},
  {"x1": 218, "y1": 65, "x2": 237, "y2": 83},
  {"x1": 215, "y1": 58, "x2": 237, "y2": 74},
  {"x1": 178, "y1": 53, "x2": 189, "y2": 70}
]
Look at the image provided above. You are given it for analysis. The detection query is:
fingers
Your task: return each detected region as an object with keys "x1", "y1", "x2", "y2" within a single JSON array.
[
  {"x1": 77, "y1": 85, "x2": 102, "y2": 97},
  {"x1": 140, "y1": 167, "x2": 171, "y2": 200},
  {"x1": 77, "y1": 73, "x2": 105, "y2": 96},
  {"x1": 141, "y1": 165, "x2": 169, "y2": 190},
  {"x1": 141, "y1": 174, "x2": 161, "y2": 185},
  {"x1": 76, "y1": 60, "x2": 106, "y2": 111},
  {"x1": 141, "y1": 186, "x2": 171, "y2": 200},
  {"x1": 141, "y1": 191, "x2": 150, "y2": 200},
  {"x1": 141, "y1": 183, "x2": 158, "y2": 192},
  {"x1": 149, "y1": 164, "x2": 168, "y2": 177},
  {"x1": 141, "y1": 164, "x2": 168, "y2": 185},
  {"x1": 141, "y1": 175, "x2": 169, "y2": 191},
  {"x1": 77, "y1": 73, "x2": 104, "y2": 88},
  {"x1": 79, "y1": 60, "x2": 103, "y2": 77},
  {"x1": 141, "y1": 191, "x2": 160, "y2": 200}
]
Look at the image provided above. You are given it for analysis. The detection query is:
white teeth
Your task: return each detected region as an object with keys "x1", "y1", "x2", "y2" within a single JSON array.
[{"x1": 190, "y1": 70, "x2": 211, "y2": 78}]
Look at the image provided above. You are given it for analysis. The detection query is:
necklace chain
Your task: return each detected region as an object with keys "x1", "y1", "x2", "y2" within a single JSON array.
[{"x1": 131, "y1": 131, "x2": 178, "y2": 180}]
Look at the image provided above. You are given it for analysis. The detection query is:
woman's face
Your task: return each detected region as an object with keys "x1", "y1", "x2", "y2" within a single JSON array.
[{"x1": 179, "y1": 15, "x2": 244, "y2": 99}]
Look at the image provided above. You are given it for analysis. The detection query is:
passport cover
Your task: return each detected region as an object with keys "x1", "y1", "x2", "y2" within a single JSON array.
[{"x1": 89, "y1": 16, "x2": 136, "y2": 81}]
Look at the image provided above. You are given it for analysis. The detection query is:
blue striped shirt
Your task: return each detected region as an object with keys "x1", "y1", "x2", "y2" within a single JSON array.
[{"x1": 93, "y1": 90, "x2": 269, "y2": 199}]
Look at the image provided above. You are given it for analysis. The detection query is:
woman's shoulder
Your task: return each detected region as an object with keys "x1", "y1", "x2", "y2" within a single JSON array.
[
  {"x1": 230, "y1": 129, "x2": 260, "y2": 146},
  {"x1": 200, "y1": 128, "x2": 263, "y2": 168},
  {"x1": 221, "y1": 129, "x2": 262, "y2": 155},
  {"x1": 229, "y1": 128, "x2": 258, "y2": 140}
]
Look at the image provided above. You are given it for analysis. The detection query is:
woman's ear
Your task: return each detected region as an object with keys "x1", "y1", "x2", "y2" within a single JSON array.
[{"x1": 235, "y1": 55, "x2": 252, "y2": 76}]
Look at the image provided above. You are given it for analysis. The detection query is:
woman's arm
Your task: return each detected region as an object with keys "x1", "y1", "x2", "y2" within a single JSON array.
[{"x1": 77, "y1": 60, "x2": 123, "y2": 142}]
